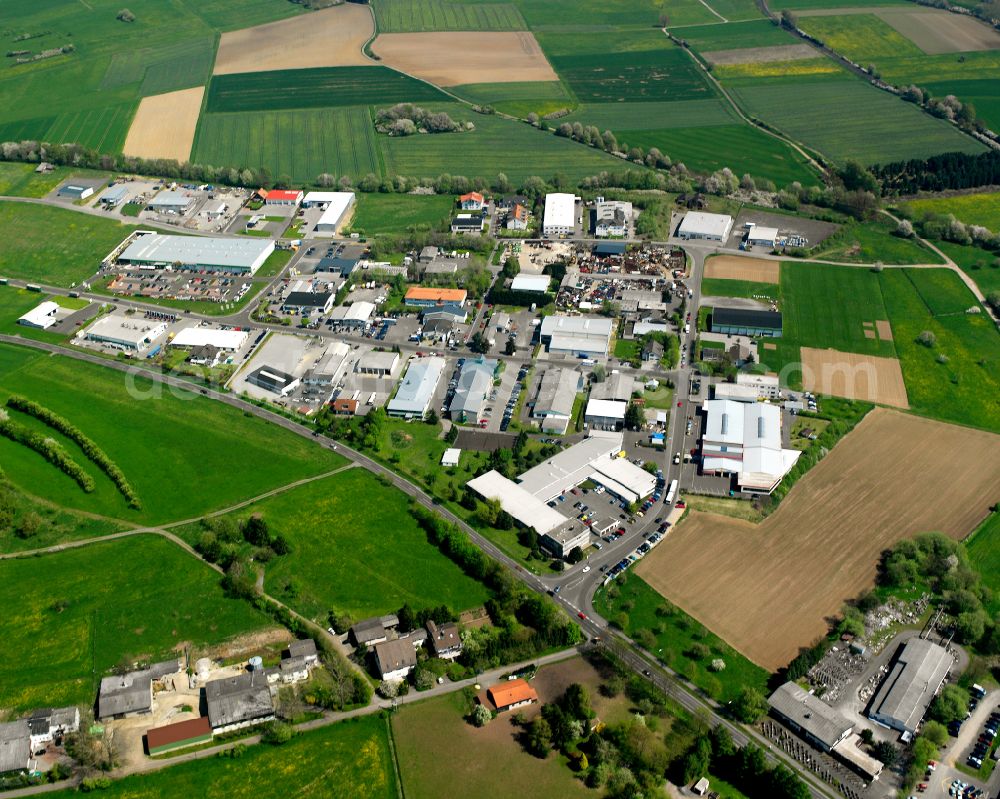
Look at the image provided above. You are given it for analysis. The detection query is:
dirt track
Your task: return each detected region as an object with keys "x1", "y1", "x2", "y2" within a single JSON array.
[
  {"x1": 800, "y1": 346, "x2": 909, "y2": 408},
  {"x1": 213, "y1": 4, "x2": 373, "y2": 75},
  {"x1": 123, "y1": 87, "x2": 203, "y2": 162},
  {"x1": 637, "y1": 408, "x2": 1000, "y2": 670},
  {"x1": 704, "y1": 255, "x2": 780, "y2": 284},
  {"x1": 371, "y1": 31, "x2": 557, "y2": 86}
]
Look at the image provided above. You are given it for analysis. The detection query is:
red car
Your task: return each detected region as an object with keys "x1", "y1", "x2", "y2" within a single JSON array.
[
  {"x1": 675, "y1": 501, "x2": 686, "y2": 509},
  {"x1": 577, "y1": 612, "x2": 587, "y2": 620},
  {"x1": 677, "y1": 401, "x2": 682, "y2": 407}
]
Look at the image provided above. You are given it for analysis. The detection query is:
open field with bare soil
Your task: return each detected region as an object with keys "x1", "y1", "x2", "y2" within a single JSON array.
[
  {"x1": 875, "y1": 319, "x2": 892, "y2": 340},
  {"x1": 877, "y1": 8, "x2": 1000, "y2": 54},
  {"x1": 123, "y1": 87, "x2": 203, "y2": 162},
  {"x1": 213, "y1": 4, "x2": 374, "y2": 75},
  {"x1": 637, "y1": 408, "x2": 1000, "y2": 670},
  {"x1": 703, "y1": 43, "x2": 818, "y2": 65},
  {"x1": 800, "y1": 346, "x2": 909, "y2": 408},
  {"x1": 371, "y1": 31, "x2": 557, "y2": 86},
  {"x1": 704, "y1": 255, "x2": 780, "y2": 283}
]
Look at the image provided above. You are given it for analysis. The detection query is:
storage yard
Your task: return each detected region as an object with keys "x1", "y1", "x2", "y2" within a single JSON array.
[{"x1": 637, "y1": 409, "x2": 1000, "y2": 670}]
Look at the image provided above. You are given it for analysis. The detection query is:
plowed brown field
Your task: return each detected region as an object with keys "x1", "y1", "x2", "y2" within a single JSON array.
[
  {"x1": 637, "y1": 408, "x2": 1000, "y2": 670},
  {"x1": 801, "y1": 347, "x2": 909, "y2": 408},
  {"x1": 123, "y1": 87, "x2": 203, "y2": 162},
  {"x1": 704, "y1": 255, "x2": 780, "y2": 283}
]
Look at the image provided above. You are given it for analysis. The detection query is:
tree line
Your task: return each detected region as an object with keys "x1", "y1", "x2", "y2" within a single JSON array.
[{"x1": 0, "y1": 409, "x2": 94, "y2": 492}]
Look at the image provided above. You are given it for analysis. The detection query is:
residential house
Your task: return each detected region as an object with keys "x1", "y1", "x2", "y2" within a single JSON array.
[
  {"x1": 426, "y1": 620, "x2": 462, "y2": 660},
  {"x1": 487, "y1": 679, "x2": 538, "y2": 712},
  {"x1": 204, "y1": 671, "x2": 275, "y2": 733},
  {"x1": 507, "y1": 203, "x2": 529, "y2": 231},
  {"x1": 350, "y1": 614, "x2": 400, "y2": 647},
  {"x1": 373, "y1": 637, "x2": 419, "y2": 682},
  {"x1": 459, "y1": 192, "x2": 485, "y2": 211}
]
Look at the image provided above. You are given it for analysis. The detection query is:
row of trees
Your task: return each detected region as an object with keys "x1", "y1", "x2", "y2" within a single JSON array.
[
  {"x1": 872, "y1": 149, "x2": 1000, "y2": 195},
  {"x1": 0, "y1": 410, "x2": 94, "y2": 492}
]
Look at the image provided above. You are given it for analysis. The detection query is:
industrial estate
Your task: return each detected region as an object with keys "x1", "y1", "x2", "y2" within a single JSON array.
[{"x1": 0, "y1": 1, "x2": 998, "y2": 799}]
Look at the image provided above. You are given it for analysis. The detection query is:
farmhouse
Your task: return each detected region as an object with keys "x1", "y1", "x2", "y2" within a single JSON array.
[
  {"x1": 84, "y1": 314, "x2": 167, "y2": 353},
  {"x1": 507, "y1": 203, "x2": 529, "y2": 230},
  {"x1": 531, "y1": 368, "x2": 581, "y2": 435},
  {"x1": 699, "y1": 399, "x2": 800, "y2": 494},
  {"x1": 171, "y1": 326, "x2": 248, "y2": 351},
  {"x1": 149, "y1": 190, "x2": 194, "y2": 215},
  {"x1": 450, "y1": 214, "x2": 484, "y2": 235},
  {"x1": 584, "y1": 398, "x2": 627, "y2": 431},
  {"x1": 387, "y1": 356, "x2": 446, "y2": 418},
  {"x1": 459, "y1": 191, "x2": 485, "y2": 211},
  {"x1": 543, "y1": 193, "x2": 577, "y2": 236},
  {"x1": 351, "y1": 614, "x2": 399, "y2": 647},
  {"x1": 205, "y1": 671, "x2": 275, "y2": 733},
  {"x1": 266, "y1": 655, "x2": 310, "y2": 685},
  {"x1": 247, "y1": 365, "x2": 300, "y2": 397},
  {"x1": 99, "y1": 184, "x2": 129, "y2": 208},
  {"x1": 26, "y1": 707, "x2": 79, "y2": 749},
  {"x1": 594, "y1": 200, "x2": 632, "y2": 238},
  {"x1": 281, "y1": 291, "x2": 334, "y2": 315},
  {"x1": 510, "y1": 274, "x2": 551, "y2": 293},
  {"x1": 56, "y1": 184, "x2": 94, "y2": 201},
  {"x1": 404, "y1": 287, "x2": 468, "y2": 309},
  {"x1": 329, "y1": 300, "x2": 375, "y2": 329},
  {"x1": 18, "y1": 301, "x2": 59, "y2": 330},
  {"x1": 488, "y1": 678, "x2": 538, "y2": 712},
  {"x1": 97, "y1": 660, "x2": 181, "y2": 720},
  {"x1": 427, "y1": 620, "x2": 462, "y2": 660},
  {"x1": 450, "y1": 357, "x2": 497, "y2": 420},
  {"x1": 868, "y1": 637, "x2": 951, "y2": 735},
  {"x1": 0, "y1": 721, "x2": 31, "y2": 775},
  {"x1": 539, "y1": 314, "x2": 613, "y2": 357},
  {"x1": 711, "y1": 307, "x2": 782, "y2": 338},
  {"x1": 357, "y1": 349, "x2": 399, "y2": 377},
  {"x1": 116, "y1": 232, "x2": 275, "y2": 275},
  {"x1": 262, "y1": 189, "x2": 303, "y2": 207},
  {"x1": 145, "y1": 717, "x2": 213, "y2": 756},
  {"x1": 768, "y1": 682, "x2": 853, "y2": 752},
  {"x1": 306, "y1": 191, "x2": 355, "y2": 234},
  {"x1": 374, "y1": 637, "x2": 419, "y2": 682},
  {"x1": 304, "y1": 341, "x2": 350, "y2": 386},
  {"x1": 677, "y1": 211, "x2": 734, "y2": 241}
]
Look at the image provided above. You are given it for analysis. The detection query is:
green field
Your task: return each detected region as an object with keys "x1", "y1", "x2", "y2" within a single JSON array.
[
  {"x1": 0, "y1": 535, "x2": 272, "y2": 712},
  {"x1": 0, "y1": 343, "x2": 346, "y2": 522},
  {"x1": 193, "y1": 107, "x2": 384, "y2": 183},
  {"x1": 594, "y1": 573, "x2": 770, "y2": 702},
  {"x1": 566, "y1": 99, "x2": 736, "y2": 130},
  {"x1": 923, "y1": 77, "x2": 1000, "y2": 132},
  {"x1": 768, "y1": 0, "x2": 909, "y2": 8},
  {"x1": 879, "y1": 268, "x2": 1000, "y2": 432},
  {"x1": 903, "y1": 267, "x2": 983, "y2": 316},
  {"x1": 451, "y1": 81, "x2": 575, "y2": 117},
  {"x1": 908, "y1": 192, "x2": 1000, "y2": 231},
  {"x1": 810, "y1": 219, "x2": 939, "y2": 264},
  {"x1": 0, "y1": 287, "x2": 94, "y2": 343},
  {"x1": 179, "y1": 469, "x2": 490, "y2": 623},
  {"x1": 349, "y1": 193, "x2": 453, "y2": 234},
  {"x1": 701, "y1": 277, "x2": 779, "y2": 300},
  {"x1": 966, "y1": 512, "x2": 1000, "y2": 614},
  {"x1": 933, "y1": 241, "x2": 1000, "y2": 296},
  {"x1": 516, "y1": 0, "x2": 715, "y2": 28},
  {"x1": 796, "y1": 14, "x2": 923, "y2": 62},
  {"x1": 49, "y1": 716, "x2": 397, "y2": 799},
  {"x1": 205, "y1": 67, "x2": 449, "y2": 113},
  {"x1": 730, "y1": 80, "x2": 987, "y2": 165},
  {"x1": 669, "y1": 19, "x2": 799, "y2": 50},
  {"x1": 0, "y1": 164, "x2": 109, "y2": 198},
  {"x1": 0, "y1": 201, "x2": 136, "y2": 286},
  {"x1": 373, "y1": 0, "x2": 526, "y2": 31}
]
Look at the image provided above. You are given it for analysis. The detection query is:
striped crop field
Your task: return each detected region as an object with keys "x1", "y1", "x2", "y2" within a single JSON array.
[
  {"x1": 31, "y1": 103, "x2": 136, "y2": 152},
  {"x1": 192, "y1": 107, "x2": 383, "y2": 181},
  {"x1": 566, "y1": 99, "x2": 737, "y2": 130},
  {"x1": 373, "y1": 0, "x2": 526, "y2": 31}
]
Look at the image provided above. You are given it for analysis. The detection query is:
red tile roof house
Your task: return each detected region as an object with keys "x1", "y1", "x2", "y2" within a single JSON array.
[
  {"x1": 486, "y1": 678, "x2": 538, "y2": 712},
  {"x1": 262, "y1": 189, "x2": 303, "y2": 206},
  {"x1": 459, "y1": 191, "x2": 485, "y2": 211}
]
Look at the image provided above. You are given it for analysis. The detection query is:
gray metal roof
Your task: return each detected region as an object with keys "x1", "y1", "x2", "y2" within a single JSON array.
[
  {"x1": 451, "y1": 358, "x2": 496, "y2": 416},
  {"x1": 0, "y1": 721, "x2": 30, "y2": 774},
  {"x1": 387, "y1": 357, "x2": 445, "y2": 416},
  {"x1": 768, "y1": 682, "x2": 853, "y2": 750},
  {"x1": 869, "y1": 638, "x2": 952, "y2": 733},
  {"x1": 118, "y1": 233, "x2": 273, "y2": 270},
  {"x1": 98, "y1": 672, "x2": 152, "y2": 718},
  {"x1": 591, "y1": 372, "x2": 635, "y2": 403},
  {"x1": 149, "y1": 190, "x2": 192, "y2": 208},
  {"x1": 534, "y1": 368, "x2": 579, "y2": 416},
  {"x1": 205, "y1": 671, "x2": 274, "y2": 728},
  {"x1": 287, "y1": 639, "x2": 317, "y2": 660}
]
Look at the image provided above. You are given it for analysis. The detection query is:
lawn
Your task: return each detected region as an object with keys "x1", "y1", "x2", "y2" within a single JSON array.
[
  {"x1": 932, "y1": 241, "x2": 1000, "y2": 296},
  {"x1": 0, "y1": 287, "x2": 92, "y2": 343},
  {"x1": 809, "y1": 219, "x2": 939, "y2": 264},
  {"x1": 614, "y1": 338, "x2": 641, "y2": 362},
  {"x1": 730, "y1": 80, "x2": 986, "y2": 165},
  {"x1": 701, "y1": 278, "x2": 779, "y2": 301},
  {"x1": 966, "y1": 511, "x2": 1000, "y2": 614},
  {"x1": 593, "y1": 572, "x2": 770, "y2": 702},
  {"x1": 192, "y1": 106, "x2": 384, "y2": 183},
  {"x1": 0, "y1": 342, "x2": 346, "y2": 522},
  {"x1": 796, "y1": 14, "x2": 923, "y2": 62},
  {"x1": 349, "y1": 192, "x2": 453, "y2": 235},
  {"x1": 0, "y1": 201, "x2": 138, "y2": 286},
  {"x1": 907, "y1": 192, "x2": 1000, "y2": 231},
  {"x1": 48, "y1": 716, "x2": 397, "y2": 799},
  {"x1": 0, "y1": 535, "x2": 273, "y2": 712},
  {"x1": 179, "y1": 469, "x2": 491, "y2": 623},
  {"x1": 879, "y1": 268, "x2": 1000, "y2": 432},
  {"x1": 205, "y1": 67, "x2": 450, "y2": 113},
  {"x1": 373, "y1": 0, "x2": 526, "y2": 31}
]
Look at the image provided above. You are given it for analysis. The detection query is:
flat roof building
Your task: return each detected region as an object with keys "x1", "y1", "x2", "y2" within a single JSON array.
[
  {"x1": 329, "y1": 300, "x2": 375, "y2": 328},
  {"x1": 117, "y1": 233, "x2": 274, "y2": 275},
  {"x1": 84, "y1": 314, "x2": 167, "y2": 352},
  {"x1": 404, "y1": 287, "x2": 468, "y2": 308},
  {"x1": 868, "y1": 637, "x2": 952, "y2": 735},
  {"x1": 541, "y1": 522, "x2": 591, "y2": 559},
  {"x1": 309, "y1": 192, "x2": 355, "y2": 233},
  {"x1": 677, "y1": 211, "x2": 734, "y2": 241},
  {"x1": 543, "y1": 193, "x2": 577, "y2": 236},
  {"x1": 149, "y1": 190, "x2": 194, "y2": 214},
  {"x1": 281, "y1": 291, "x2": 334, "y2": 315},
  {"x1": 100, "y1": 184, "x2": 129, "y2": 207},
  {"x1": 171, "y1": 326, "x2": 248, "y2": 351},
  {"x1": 467, "y1": 470, "x2": 567, "y2": 535},
  {"x1": 510, "y1": 274, "x2": 552, "y2": 293},
  {"x1": 56, "y1": 183, "x2": 94, "y2": 201},
  {"x1": 711, "y1": 307, "x2": 782, "y2": 338},
  {"x1": 387, "y1": 356, "x2": 446, "y2": 418},
  {"x1": 304, "y1": 341, "x2": 350, "y2": 386},
  {"x1": 451, "y1": 214, "x2": 484, "y2": 234},
  {"x1": 745, "y1": 224, "x2": 779, "y2": 248},
  {"x1": 532, "y1": 368, "x2": 580, "y2": 435},
  {"x1": 584, "y1": 398, "x2": 627, "y2": 431},
  {"x1": 18, "y1": 301, "x2": 60, "y2": 330},
  {"x1": 247, "y1": 365, "x2": 299, "y2": 397},
  {"x1": 768, "y1": 682, "x2": 853, "y2": 752},
  {"x1": 539, "y1": 315, "x2": 613, "y2": 357},
  {"x1": 594, "y1": 200, "x2": 632, "y2": 238},
  {"x1": 357, "y1": 350, "x2": 399, "y2": 377}
]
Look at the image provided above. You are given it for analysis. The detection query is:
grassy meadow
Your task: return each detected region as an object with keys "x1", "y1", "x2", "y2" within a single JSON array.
[
  {"x1": 348, "y1": 192, "x2": 454, "y2": 234},
  {"x1": 0, "y1": 535, "x2": 273, "y2": 712},
  {"x1": 809, "y1": 219, "x2": 939, "y2": 264},
  {"x1": 907, "y1": 192, "x2": 1000, "y2": 231},
  {"x1": 933, "y1": 242, "x2": 1000, "y2": 296},
  {"x1": 701, "y1": 277, "x2": 779, "y2": 300},
  {"x1": 966, "y1": 512, "x2": 1000, "y2": 614}
]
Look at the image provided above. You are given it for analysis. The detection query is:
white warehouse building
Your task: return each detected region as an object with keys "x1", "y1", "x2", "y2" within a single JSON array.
[
  {"x1": 84, "y1": 314, "x2": 167, "y2": 353},
  {"x1": 115, "y1": 233, "x2": 274, "y2": 275},
  {"x1": 539, "y1": 315, "x2": 613, "y2": 357},
  {"x1": 304, "y1": 192, "x2": 356, "y2": 234},
  {"x1": 171, "y1": 326, "x2": 249, "y2": 351},
  {"x1": 677, "y1": 211, "x2": 734, "y2": 242},
  {"x1": 542, "y1": 193, "x2": 577, "y2": 237}
]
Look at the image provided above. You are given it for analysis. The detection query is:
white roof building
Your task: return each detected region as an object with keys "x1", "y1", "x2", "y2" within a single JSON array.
[
  {"x1": 542, "y1": 193, "x2": 577, "y2": 236},
  {"x1": 539, "y1": 315, "x2": 613, "y2": 357},
  {"x1": 584, "y1": 398, "x2": 627, "y2": 430},
  {"x1": 18, "y1": 301, "x2": 60, "y2": 330},
  {"x1": 149, "y1": 190, "x2": 193, "y2": 211},
  {"x1": 746, "y1": 225, "x2": 779, "y2": 246},
  {"x1": 700, "y1": 399, "x2": 800, "y2": 494},
  {"x1": 329, "y1": 301, "x2": 375, "y2": 326},
  {"x1": 467, "y1": 470, "x2": 567, "y2": 534},
  {"x1": 677, "y1": 211, "x2": 734, "y2": 241},
  {"x1": 387, "y1": 357, "x2": 446, "y2": 418},
  {"x1": 311, "y1": 192, "x2": 356, "y2": 232},
  {"x1": 116, "y1": 233, "x2": 274, "y2": 275},
  {"x1": 304, "y1": 341, "x2": 350, "y2": 386},
  {"x1": 441, "y1": 448, "x2": 461, "y2": 467},
  {"x1": 171, "y1": 326, "x2": 249, "y2": 351},
  {"x1": 517, "y1": 434, "x2": 623, "y2": 501},
  {"x1": 510, "y1": 274, "x2": 552, "y2": 293},
  {"x1": 84, "y1": 314, "x2": 167, "y2": 352}
]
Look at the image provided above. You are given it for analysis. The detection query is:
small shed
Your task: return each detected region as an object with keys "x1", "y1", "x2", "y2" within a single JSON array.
[
  {"x1": 441, "y1": 447, "x2": 461, "y2": 467},
  {"x1": 692, "y1": 777, "x2": 710, "y2": 795}
]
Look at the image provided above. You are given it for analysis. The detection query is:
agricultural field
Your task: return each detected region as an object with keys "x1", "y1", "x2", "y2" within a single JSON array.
[
  {"x1": 192, "y1": 106, "x2": 383, "y2": 183},
  {"x1": 48, "y1": 716, "x2": 397, "y2": 799},
  {"x1": 565, "y1": 99, "x2": 736, "y2": 131},
  {"x1": 205, "y1": 67, "x2": 449, "y2": 113},
  {"x1": 874, "y1": 7, "x2": 1000, "y2": 54},
  {"x1": 452, "y1": 80, "x2": 575, "y2": 117},
  {"x1": 701, "y1": 278, "x2": 779, "y2": 300},
  {"x1": 515, "y1": 0, "x2": 717, "y2": 28},
  {"x1": 0, "y1": 343, "x2": 347, "y2": 522},
  {"x1": 800, "y1": 347, "x2": 909, "y2": 408},
  {"x1": 348, "y1": 192, "x2": 453, "y2": 234},
  {"x1": 178, "y1": 469, "x2": 490, "y2": 623},
  {"x1": 768, "y1": 0, "x2": 909, "y2": 9},
  {"x1": 796, "y1": 14, "x2": 924, "y2": 62},
  {"x1": 637, "y1": 408, "x2": 1000, "y2": 669},
  {"x1": 594, "y1": 574, "x2": 769, "y2": 701},
  {"x1": 922, "y1": 76, "x2": 1000, "y2": 132},
  {"x1": 670, "y1": 19, "x2": 801, "y2": 51},
  {"x1": 704, "y1": 255, "x2": 780, "y2": 282},
  {"x1": 907, "y1": 192, "x2": 1000, "y2": 231},
  {"x1": 713, "y1": 57, "x2": 846, "y2": 82},
  {"x1": 966, "y1": 511, "x2": 1000, "y2": 614},
  {"x1": 730, "y1": 80, "x2": 987, "y2": 164},
  {"x1": 123, "y1": 87, "x2": 203, "y2": 162},
  {"x1": 0, "y1": 201, "x2": 136, "y2": 286},
  {"x1": 0, "y1": 535, "x2": 273, "y2": 712},
  {"x1": 703, "y1": 43, "x2": 818, "y2": 65},
  {"x1": 373, "y1": 0, "x2": 527, "y2": 32}
]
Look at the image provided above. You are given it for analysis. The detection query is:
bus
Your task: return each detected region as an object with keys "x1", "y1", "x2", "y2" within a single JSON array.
[
  {"x1": 26, "y1": 284, "x2": 41, "y2": 292},
  {"x1": 665, "y1": 479, "x2": 678, "y2": 505}
]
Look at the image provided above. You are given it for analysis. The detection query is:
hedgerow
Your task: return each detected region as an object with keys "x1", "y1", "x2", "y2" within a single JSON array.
[{"x1": 0, "y1": 411, "x2": 94, "y2": 492}]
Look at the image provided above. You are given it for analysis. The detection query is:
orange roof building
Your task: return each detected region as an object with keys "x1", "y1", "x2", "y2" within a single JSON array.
[
  {"x1": 145, "y1": 716, "x2": 212, "y2": 755},
  {"x1": 404, "y1": 287, "x2": 468, "y2": 307},
  {"x1": 487, "y1": 678, "x2": 538, "y2": 712},
  {"x1": 459, "y1": 191, "x2": 485, "y2": 208}
]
